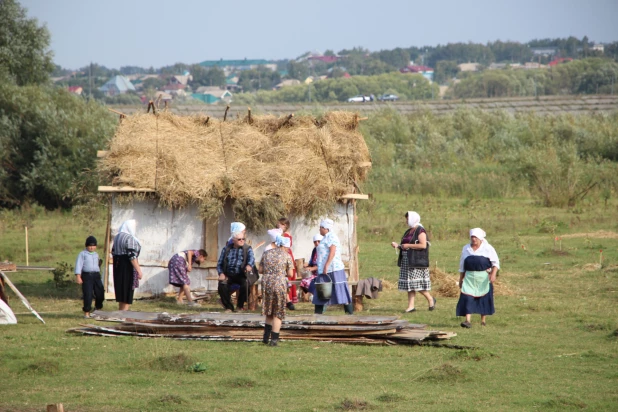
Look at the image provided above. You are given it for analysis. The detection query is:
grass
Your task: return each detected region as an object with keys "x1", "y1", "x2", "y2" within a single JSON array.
[{"x1": 0, "y1": 194, "x2": 617, "y2": 411}]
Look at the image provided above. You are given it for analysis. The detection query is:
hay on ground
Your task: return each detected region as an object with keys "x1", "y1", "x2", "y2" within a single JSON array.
[
  {"x1": 430, "y1": 267, "x2": 514, "y2": 297},
  {"x1": 99, "y1": 111, "x2": 371, "y2": 230}
]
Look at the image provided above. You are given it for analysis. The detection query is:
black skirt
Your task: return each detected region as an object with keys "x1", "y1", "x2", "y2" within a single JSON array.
[{"x1": 113, "y1": 255, "x2": 135, "y2": 304}]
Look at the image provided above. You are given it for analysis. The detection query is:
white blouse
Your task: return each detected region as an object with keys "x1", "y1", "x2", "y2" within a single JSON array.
[{"x1": 458, "y1": 240, "x2": 500, "y2": 273}]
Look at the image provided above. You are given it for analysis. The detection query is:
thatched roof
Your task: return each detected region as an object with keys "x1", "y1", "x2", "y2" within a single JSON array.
[{"x1": 98, "y1": 111, "x2": 371, "y2": 230}]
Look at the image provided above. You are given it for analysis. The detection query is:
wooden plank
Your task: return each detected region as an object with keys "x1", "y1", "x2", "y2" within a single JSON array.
[
  {"x1": 0, "y1": 270, "x2": 45, "y2": 324},
  {"x1": 203, "y1": 217, "x2": 219, "y2": 263},
  {"x1": 98, "y1": 186, "x2": 155, "y2": 193},
  {"x1": 0, "y1": 262, "x2": 17, "y2": 272},
  {"x1": 15, "y1": 266, "x2": 55, "y2": 271},
  {"x1": 339, "y1": 194, "x2": 369, "y2": 200},
  {"x1": 91, "y1": 310, "x2": 399, "y2": 326}
]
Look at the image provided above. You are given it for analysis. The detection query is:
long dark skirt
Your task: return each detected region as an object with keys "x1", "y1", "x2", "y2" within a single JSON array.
[
  {"x1": 456, "y1": 283, "x2": 495, "y2": 316},
  {"x1": 113, "y1": 255, "x2": 135, "y2": 304}
]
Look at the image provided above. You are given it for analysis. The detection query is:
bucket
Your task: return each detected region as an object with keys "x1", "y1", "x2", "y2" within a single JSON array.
[{"x1": 315, "y1": 274, "x2": 333, "y2": 300}]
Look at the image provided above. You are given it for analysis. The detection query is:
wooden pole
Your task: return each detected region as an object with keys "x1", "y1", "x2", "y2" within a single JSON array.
[
  {"x1": 25, "y1": 226, "x2": 29, "y2": 267},
  {"x1": 0, "y1": 270, "x2": 45, "y2": 323},
  {"x1": 107, "y1": 108, "x2": 127, "y2": 117},
  {"x1": 103, "y1": 196, "x2": 112, "y2": 294},
  {"x1": 280, "y1": 113, "x2": 294, "y2": 129},
  {"x1": 247, "y1": 107, "x2": 252, "y2": 124},
  {"x1": 223, "y1": 105, "x2": 230, "y2": 121}
]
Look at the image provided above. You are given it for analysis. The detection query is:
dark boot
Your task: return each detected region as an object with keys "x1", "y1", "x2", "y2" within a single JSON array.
[
  {"x1": 344, "y1": 303, "x2": 354, "y2": 315},
  {"x1": 314, "y1": 304, "x2": 324, "y2": 314},
  {"x1": 262, "y1": 324, "x2": 272, "y2": 344},
  {"x1": 286, "y1": 301, "x2": 295, "y2": 310},
  {"x1": 269, "y1": 332, "x2": 280, "y2": 347}
]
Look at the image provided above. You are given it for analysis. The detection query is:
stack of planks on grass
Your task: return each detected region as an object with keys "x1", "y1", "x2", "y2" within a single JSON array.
[{"x1": 67, "y1": 311, "x2": 456, "y2": 346}]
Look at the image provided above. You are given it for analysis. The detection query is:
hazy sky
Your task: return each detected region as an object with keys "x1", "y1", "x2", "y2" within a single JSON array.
[{"x1": 20, "y1": 0, "x2": 618, "y2": 70}]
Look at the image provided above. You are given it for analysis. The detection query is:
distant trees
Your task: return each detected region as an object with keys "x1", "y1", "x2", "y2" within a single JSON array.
[
  {"x1": 189, "y1": 64, "x2": 225, "y2": 88},
  {"x1": 434, "y1": 60, "x2": 460, "y2": 84},
  {"x1": 233, "y1": 72, "x2": 439, "y2": 104},
  {"x1": 0, "y1": 0, "x2": 54, "y2": 85},
  {"x1": 0, "y1": 0, "x2": 116, "y2": 209},
  {"x1": 449, "y1": 58, "x2": 618, "y2": 99},
  {"x1": 238, "y1": 66, "x2": 281, "y2": 91}
]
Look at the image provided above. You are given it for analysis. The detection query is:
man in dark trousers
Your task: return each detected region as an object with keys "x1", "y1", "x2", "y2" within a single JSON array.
[{"x1": 217, "y1": 231, "x2": 255, "y2": 312}]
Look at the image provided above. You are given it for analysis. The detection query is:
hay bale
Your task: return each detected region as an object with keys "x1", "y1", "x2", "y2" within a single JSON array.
[
  {"x1": 430, "y1": 267, "x2": 514, "y2": 297},
  {"x1": 98, "y1": 111, "x2": 371, "y2": 230}
]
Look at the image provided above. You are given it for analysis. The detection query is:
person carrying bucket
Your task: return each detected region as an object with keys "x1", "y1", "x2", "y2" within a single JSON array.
[{"x1": 308, "y1": 218, "x2": 353, "y2": 315}]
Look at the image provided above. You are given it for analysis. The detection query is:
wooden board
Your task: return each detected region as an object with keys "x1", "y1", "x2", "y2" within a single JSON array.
[{"x1": 92, "y1": 310, "x2": 400, "y2": 326}]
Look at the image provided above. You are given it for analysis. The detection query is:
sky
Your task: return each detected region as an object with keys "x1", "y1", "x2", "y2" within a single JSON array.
[{"x1": 20, "y1": 0, "x2": 618, "y2": 70}]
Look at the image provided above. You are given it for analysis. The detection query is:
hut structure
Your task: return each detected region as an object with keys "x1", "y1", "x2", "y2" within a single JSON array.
[{"x1": 97, "y1": 109, "x2": 371, "y2": 298}]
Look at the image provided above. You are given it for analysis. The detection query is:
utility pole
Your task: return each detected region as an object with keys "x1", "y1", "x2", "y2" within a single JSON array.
[{"x1": 89, "y1": 62, "x2": 92, "y2": 101}]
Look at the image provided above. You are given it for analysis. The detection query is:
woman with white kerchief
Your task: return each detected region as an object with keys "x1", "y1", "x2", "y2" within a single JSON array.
[
  {"x1": 456, "y1": 228, "x2": 500, "y2": 328},
  {"x1": 309, "y1": 219, "x2": 353, "y2": 315},
  {"x1": 112, "y1": 219, "x2": 143, "y2": 311},
  {"x1": 259, "y1": 234, "x2": 293, "y2": 346},
  {"x1": 391, "y1": 211, "x2": 436, "y2": 313}
]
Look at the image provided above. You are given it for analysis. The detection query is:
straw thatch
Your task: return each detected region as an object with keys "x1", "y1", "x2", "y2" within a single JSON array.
[{"x1": 98, "y1": 111, "x2": 371, "y2": 230}]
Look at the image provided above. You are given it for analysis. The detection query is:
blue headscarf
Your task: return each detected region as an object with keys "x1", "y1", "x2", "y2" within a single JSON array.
[{"x1": 275, "y1": 235, "x2": 290, "y2": 248}]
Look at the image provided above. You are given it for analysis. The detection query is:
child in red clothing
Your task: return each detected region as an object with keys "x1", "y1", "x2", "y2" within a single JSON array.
[{"x1": 278, "y1": 217, "x2": 298, "y2": 305}]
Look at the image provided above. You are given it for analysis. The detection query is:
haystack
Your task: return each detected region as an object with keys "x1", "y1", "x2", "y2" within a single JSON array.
[{"x1": 99, "y1": 111, "x2": 371, "y2": 230}]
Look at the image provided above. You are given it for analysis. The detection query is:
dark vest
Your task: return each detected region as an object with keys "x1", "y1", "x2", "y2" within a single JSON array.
[{"x1": 397, "y1": 226, "x2": 430, "y2": 268}]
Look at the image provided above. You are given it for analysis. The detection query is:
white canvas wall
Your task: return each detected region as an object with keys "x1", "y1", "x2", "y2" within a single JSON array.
[{"x1": 108, "y1": 198, "x2": 357, "y2": 296}]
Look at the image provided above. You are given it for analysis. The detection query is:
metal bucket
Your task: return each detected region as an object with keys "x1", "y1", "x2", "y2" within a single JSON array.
[{"x1": 315, "y1": 274, "x2": 333, "y2": 300}]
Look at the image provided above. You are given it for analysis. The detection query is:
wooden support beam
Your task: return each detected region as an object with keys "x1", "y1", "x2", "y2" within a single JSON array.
[
  {"x1": 223, "y1": 105, "x2": 230, "y2": 121},
  {"x1": 107, "y1": 108, "x2": 127, "y2": 117},
  {"x1": 98, "y1": 186, "x2": 155, "y2": 193},
  {"x1": 339, "y1": 194, "x2": 369, "y2": 200}
]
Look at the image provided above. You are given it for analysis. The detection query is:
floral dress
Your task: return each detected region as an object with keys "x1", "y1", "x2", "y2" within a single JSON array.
[
  {"x1": 261, "y1": 248, "x2": 293, "y2": 320},
  {"x1": 168, "y1": 250, "x2": 200, "y2": 287}
]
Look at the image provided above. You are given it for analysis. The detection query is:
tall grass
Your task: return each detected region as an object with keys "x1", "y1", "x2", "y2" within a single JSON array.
[{"x1": 360, "y1": 108, "x2": 618, "y2": 205}]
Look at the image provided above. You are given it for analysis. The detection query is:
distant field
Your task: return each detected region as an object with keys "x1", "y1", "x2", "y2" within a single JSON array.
[
  {"x1": 0, "y1": 195, "x2": 617, "y2": 411},
  {"x1": 111, "y1": 94, "x2": 618, "y2": 118}
]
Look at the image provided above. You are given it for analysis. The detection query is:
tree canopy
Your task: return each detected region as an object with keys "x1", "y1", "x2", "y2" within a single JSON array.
[{"x1": 0, "y1": 0, "x2": 54, "y2": 85}]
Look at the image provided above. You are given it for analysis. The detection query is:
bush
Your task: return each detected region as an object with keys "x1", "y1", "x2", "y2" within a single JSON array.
[{"x1": 50, "y1": 261, "x2": 74, "y2": 288}]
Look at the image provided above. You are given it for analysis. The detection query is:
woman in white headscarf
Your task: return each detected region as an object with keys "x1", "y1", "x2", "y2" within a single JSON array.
[
  {"x1": 309, "y1": 218, "x2": 353, "y2": 314},
  {"x1": 260, "y1": 234, "x2": 294, "y2": 346},
  {"x1": 456, "y1": 228, "x2": 500, "y2": 328},
  {"x1": 112, "y1": 219, "x2": 143, "y2": 311},
  {"x1": 391, "y1": 211, "x2": 436, "y2": 313}
]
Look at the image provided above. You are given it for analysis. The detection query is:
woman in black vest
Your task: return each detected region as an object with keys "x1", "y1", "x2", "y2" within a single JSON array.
[{"x1": 391, "y1": 211, "x2": 436, "y2": 313}]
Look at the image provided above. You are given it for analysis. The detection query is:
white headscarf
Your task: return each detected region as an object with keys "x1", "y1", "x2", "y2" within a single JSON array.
[
  {"x1": 230, "y1": 222, "x2": 246, "y2": 240},
  {"x1": 275, "y1": 235, "x2": 290, "y2": 248},
  {"x1": 320, "y1": 218, "x2": 334, "y2": 231},
  {"x1": 407, "y1": 211, "x2": 421, "y2": 228},
  {"x1": 268, "y1": 228, "x2": 283, "y2": 243},
  {"x1": 312, "y1": 233, "x2": 324, "y2": 242},
  {"x1": 118, "y1": 219, "x2": 141, "y2": 245},
  {"x1": 470, "y1": 228, "x2": 486, "y2": 241}
]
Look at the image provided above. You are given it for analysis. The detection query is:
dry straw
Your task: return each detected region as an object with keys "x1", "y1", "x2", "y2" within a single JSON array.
[
  {"x1": 431, "y1": 267, "x2": 514, "y2": 297},
  {"x1": 98, "y1": 111, "x2": 371, "y2": 230}
]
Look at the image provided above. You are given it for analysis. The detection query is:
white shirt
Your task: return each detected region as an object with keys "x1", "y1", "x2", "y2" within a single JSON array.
[{"x1": 459, "y1": 240, "x2": 500, "y2": 273}]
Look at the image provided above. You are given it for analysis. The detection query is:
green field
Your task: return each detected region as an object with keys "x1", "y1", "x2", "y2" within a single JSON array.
[{"x1": 1, "y1": 195, "x2": 617, "y2": 411}]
